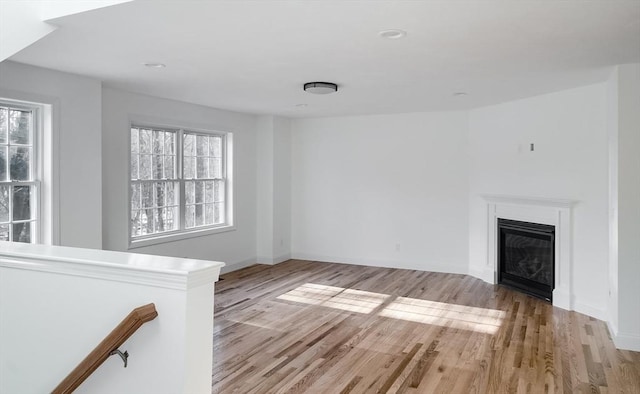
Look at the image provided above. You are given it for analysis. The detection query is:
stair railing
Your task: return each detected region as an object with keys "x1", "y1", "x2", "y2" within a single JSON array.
[{"x1": 52, "y1": 303, "x2": 158, "y2": 394}]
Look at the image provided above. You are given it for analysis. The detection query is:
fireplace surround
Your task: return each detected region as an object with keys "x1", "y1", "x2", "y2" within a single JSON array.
[{"x1": 482, "y1": 195, "x2": 576, "y2": 311}]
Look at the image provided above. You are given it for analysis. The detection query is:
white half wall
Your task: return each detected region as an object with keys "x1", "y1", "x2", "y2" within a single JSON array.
[
  {"x1": 0, "y1": 242, "x2": 222, "y2": 394},
  {"x1": 291, "y1": 112, "x2": 469, "y2": 273},
  {"x1": 0, "y1": 61, "x2": 102, "y2": 249},
  {"x1": 468, "y1": 83, "x2": 610, "y2": 319},
  {"x1": 101, "y1": 87, "x2": 258, "y2": 272}
]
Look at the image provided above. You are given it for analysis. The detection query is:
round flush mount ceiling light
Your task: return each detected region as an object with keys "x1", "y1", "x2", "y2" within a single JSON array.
[
  {"x1": 378, "y1": 29, "x2": 407, "y2": 39},
  {"x1": 143, "y1": 62, "x2": 166, "y2": 68},
  {"x1": 304, "y1": 82, "x2": 338, "y2": 95}
]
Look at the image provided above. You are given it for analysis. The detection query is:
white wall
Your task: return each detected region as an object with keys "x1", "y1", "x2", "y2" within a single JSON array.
[
  {"x1": 272, "y1": 116, "x2": 292, "y2": 262},
  {"x1": 612, "y1": 63, "x2": 640, "y2": 350},
  {"x1": 256, "y1": 116, "x2": 274, "y2": 262},
  {"x1": 291, "y1": 112, "x2": 469, "y2": 273},
  {"x1": 468, "y1": 83, "x2": 610, "y2": 319},
  {"x1": 101, "y1": 87, "x2": 258, "y2": 272},
  {"x1": 256, "y1": 115, "x2": 292, "y2": 264},
  {"x1": 0, "y1": 61, "x2": 102, "y2": 249},
  {"x1": 606, "y1": 67, "x2": 620, "y2": 336}
]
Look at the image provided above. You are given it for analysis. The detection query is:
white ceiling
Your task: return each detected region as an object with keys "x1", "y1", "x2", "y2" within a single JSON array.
[{"x1": 9, "y1": 0, "x2": 640, "y2": 118}]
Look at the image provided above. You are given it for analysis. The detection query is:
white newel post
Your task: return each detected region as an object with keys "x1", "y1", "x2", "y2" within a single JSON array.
[
  {"x1": 482, "y1": 195, "x2": 577, "y2": 311},
  {"x1": 0, "y1": 243, "x2": 224, "y2": 394}
]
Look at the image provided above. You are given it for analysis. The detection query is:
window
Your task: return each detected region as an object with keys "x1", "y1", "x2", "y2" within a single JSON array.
[
  {"x1": 130, "y1": 125, "x2": 231, "y2": 245},
  {"x1": 0, "y1": 102, "x2": 39, "y2": 243}
]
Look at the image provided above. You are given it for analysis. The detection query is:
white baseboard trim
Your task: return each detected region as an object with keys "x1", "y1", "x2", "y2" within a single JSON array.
[
  {"x1": 468, "y1": 266, "x2": 494, "y2": 284},
  {"x1": 219, "y1": 258, "x2": 257, "y2": 274},
  {"x1": 291, "y1": 253, "x2": 468, "y2": 275},
  {"x1": 553, "y1": 288, "x2": 573, "y2": 313},
  {"x1": 607, "y1": 314, "x2": 640, "y2": 351},
  {"x1": 255, "y1": 256, "x2": 274, "y2": 265},
  {"x1": 468, "y1": 266, "x2": 484, "y2": 281},
  {"x1": 256, "y1": 253, "x2": 292, "y2": 265},
  {"x1": 273, "y1": 253, "x2": 291, "y2": 264},
  {"x1": 611, "y1": 331, "x2": 640, "y2": 352},
  {"x1": 607, "y1": 319, "x2": 619, "y2": 340},
  {"x1": 573, "y1": 301, "x2": 608, "y2": 322}
]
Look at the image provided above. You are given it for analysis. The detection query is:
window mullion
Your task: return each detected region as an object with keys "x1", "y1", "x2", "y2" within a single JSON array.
[
  {"x1": 137, "y1": 129, "x2": 141, "y2": 182},
  {"x1": 178, "y1": 130, "x2": 185, "y2": 231},
  {"x1": 8, "y1": 184, "x2": 12, "y2": 241},
  {"x1": 2, "y1": 147, "x2": 6, "y2": 182}
]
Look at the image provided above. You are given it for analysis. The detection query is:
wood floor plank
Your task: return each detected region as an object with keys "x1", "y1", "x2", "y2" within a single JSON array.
[{"x1": 212, "y1": 260, "x2": 640, "y2": 393}]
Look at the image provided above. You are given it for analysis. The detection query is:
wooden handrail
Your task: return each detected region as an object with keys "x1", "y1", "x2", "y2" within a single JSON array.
[{"x1": 52, "y1": 303, "x2": 158, "y2": 394}]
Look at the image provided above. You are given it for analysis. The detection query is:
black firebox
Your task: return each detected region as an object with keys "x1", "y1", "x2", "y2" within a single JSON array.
[{"x1": 498, "y1": 219, "x2": 555, "y2": 302}]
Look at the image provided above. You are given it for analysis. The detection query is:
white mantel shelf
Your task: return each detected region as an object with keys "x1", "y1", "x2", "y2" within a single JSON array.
[
  {"x1": 481, "y1": 194, "x2": 578, "y2": 209},
  {"x1": 481, "y1": 194, "x2": 578, "y2": 312},
  {"x1": 0, "y1": 242, "x2": 225, "y2": 290}
]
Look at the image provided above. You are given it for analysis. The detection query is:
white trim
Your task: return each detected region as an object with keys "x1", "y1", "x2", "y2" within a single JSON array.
[
  {"x1": 220, "y1": 257, "x2": 258, "y2": 274},
  {"x1": 611, "y1": 329, "x2": 640, "y2": 352},
  {"x1": 468, "y1": 266, "x2": 486, "y2": 281},
  {"x1": 481, "y1": 194, "x2": 577, "y2": 312},
  {"x1": 256, "y1": 253, "x2": 291, "y2": 265},
  {"x1": 129, "y1": 224, "x2": 235, "y2": 249},
  {"x1": 273, "y1": 253, "x2": 291, "y2": 265},
  {"x1": 0, "y1": 89, "x2": 60, "y2": 246},
  {"x1": 481, "y1": 194, "x2": 576, "y2": 209},
  {"x1": 0, "y1": 99, "x2": 43, "y2": 243},
  {"x1": 608, "y1": 299, "x2": 640, "y2": 352},
  {"x1": 43, "y1": 99, "x2": 60, "y2": 245},
  {"x1": 573, "y1": 301, "x2": 608, "y2": 322},
  {"x1": 291, "y1": 253, "x2": 468, "y2": 275},
  {"x1": 0, "y1": 242, "x2": 224, "y2": 290}
]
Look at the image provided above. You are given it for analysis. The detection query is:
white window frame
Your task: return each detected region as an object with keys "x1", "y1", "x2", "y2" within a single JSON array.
[
  {"x1": 0, "y1": 99, "x2": 43, "y2": 244},
  {"x1": 128, "y1": 122, "x2": 234, "y2": 249}
]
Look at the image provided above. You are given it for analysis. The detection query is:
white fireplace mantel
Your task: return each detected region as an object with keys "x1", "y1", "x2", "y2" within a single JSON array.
[{"x1": 481, "y1": 194, "x2": 578, "y2": 311}]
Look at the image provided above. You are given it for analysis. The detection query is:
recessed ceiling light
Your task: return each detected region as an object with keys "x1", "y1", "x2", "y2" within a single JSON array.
[
  {"x1": 304, "y1": 82, "x2": 338, "y2": 95},
  {"x1": 295, "y1": 103, "x2": 308, "y2": 108},
  {"x1": 453, "y1": 92, "x2": 468, "y2": 97},
  {"x1": 143, "y1": 62, "x2": 166, "y2": 68},
  {"x1": 378, "y1": 29, "x2": 407, "y2": 39}
]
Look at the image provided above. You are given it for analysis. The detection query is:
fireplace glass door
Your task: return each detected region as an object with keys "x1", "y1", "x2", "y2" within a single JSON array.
[{"x1": 498, "y1": 219, "x2": 555, "y2": 302}]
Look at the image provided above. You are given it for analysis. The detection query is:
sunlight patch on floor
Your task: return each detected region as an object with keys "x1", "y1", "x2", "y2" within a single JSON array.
[
  {"x1": 378, "y1": 297, "x2": 506, "y2": 334},
  {"x1": 277, "y1": 283, "x2": 389, "y2": 314},
  {"x1": 276, "y1": 283, "x2": 506, "y2": 334}
]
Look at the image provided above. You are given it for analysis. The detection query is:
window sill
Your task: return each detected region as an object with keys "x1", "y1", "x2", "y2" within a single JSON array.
[{"x1": 128, "y1": 225, "x2": 235, "y2": 250}]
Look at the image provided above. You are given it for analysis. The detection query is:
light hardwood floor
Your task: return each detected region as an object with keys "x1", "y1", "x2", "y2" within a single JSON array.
[{"x1": 212, "y1": 260, "x2": 640, "y2": 393}]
